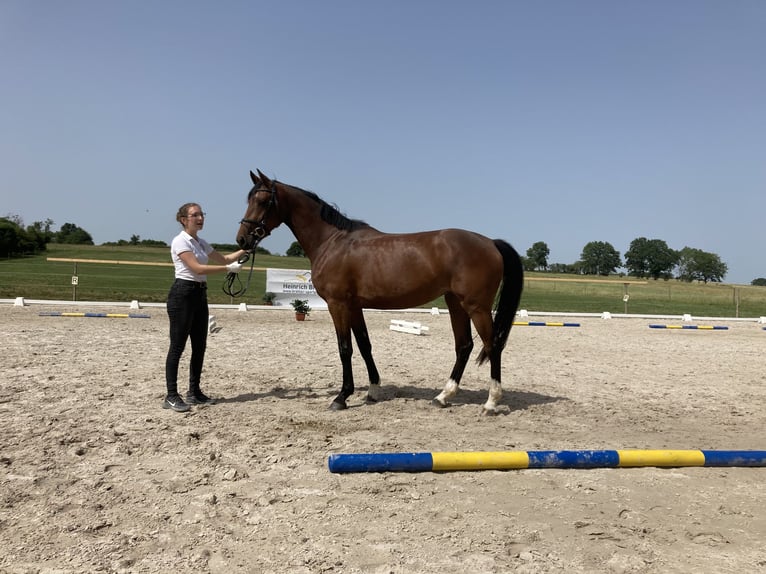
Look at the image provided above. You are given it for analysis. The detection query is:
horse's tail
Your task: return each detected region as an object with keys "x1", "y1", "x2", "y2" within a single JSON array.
[{"x1": 478, "y1": 239, "x2": 524, "y2": 365}]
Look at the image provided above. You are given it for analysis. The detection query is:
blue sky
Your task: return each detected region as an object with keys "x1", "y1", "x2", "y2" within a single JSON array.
[{"x1": 2, "y1": 1, "x2": 764, "y2": 283}]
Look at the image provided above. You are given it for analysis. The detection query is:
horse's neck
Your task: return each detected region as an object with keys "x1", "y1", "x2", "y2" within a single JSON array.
[{"x1": 281, "y1": 188, "x2": 337, "y2": 260}]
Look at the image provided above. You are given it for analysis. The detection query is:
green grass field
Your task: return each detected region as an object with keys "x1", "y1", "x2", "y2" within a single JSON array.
[
  {"x1": 0, "y1": 244, "x2": 307, "y2": 305},
  {"x1": 2, "y1": 244, "x2": 765, "y2": 317}
]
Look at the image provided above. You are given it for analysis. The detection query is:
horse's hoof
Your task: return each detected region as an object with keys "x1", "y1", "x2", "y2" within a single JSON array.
[
  {"x1": 431, "y1": 398, "x2": 450, "y2": 408},
  {"x1": 481, "y1": 407, "x2": 500, "y2": 416},
  {"x1": 329, "y1": 400, "x2": 347, "y2": 411},
  {"x1": 365, "y1": 395, "x2": 378, "y2": 405}
]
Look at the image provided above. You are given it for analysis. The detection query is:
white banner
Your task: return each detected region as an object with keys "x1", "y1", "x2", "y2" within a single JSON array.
[{"x1": 266, "y1": 268, "x2": 327, "y2": 309}]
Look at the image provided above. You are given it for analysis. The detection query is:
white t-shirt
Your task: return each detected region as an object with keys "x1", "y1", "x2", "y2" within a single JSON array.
[{"x1": 171, "y1": 231, "x2": 214, "y2": 282}]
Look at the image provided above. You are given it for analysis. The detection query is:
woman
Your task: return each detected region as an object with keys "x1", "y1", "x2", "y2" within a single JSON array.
[{"x1": 164, "y1": 202, "x2": 246, "y2": 413}]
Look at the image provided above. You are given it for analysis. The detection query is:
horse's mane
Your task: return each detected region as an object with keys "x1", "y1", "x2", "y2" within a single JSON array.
[{"x1": 282, "y1": 182, "x2": 370, "y2": 232}]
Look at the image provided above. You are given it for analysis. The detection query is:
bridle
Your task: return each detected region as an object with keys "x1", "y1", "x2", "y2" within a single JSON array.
[
  {"x1": 222, "y1": 182, "x2": 278, "y2": 298},
  {"x1": 239, "y1": 182, "x2": 278, "y2": 248}
]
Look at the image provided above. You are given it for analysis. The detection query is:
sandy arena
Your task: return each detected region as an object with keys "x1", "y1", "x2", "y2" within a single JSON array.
[{"x1": 1, "y1": 305, "x2": 764, "y2": 573}]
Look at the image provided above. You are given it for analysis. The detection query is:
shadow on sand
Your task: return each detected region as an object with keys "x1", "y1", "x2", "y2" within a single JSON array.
[{"x1": 217, "y1": 382, "x2": 565, "y2": 414}]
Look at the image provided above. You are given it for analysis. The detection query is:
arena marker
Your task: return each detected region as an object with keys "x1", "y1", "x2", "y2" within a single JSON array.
[{"x1": 390, "y1": 319, "x2": 429, "y2": 335}]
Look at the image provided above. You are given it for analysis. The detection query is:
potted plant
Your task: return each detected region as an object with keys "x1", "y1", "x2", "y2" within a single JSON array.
[
  {"x1": 290, "y1": 299, "x2": 311, "y2": 321},
  {"x1": 262, "y1": 291, "x2": 277, "y2": 305}
]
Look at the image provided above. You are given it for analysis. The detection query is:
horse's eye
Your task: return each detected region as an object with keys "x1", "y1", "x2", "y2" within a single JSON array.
[{"x1": 253, "y1": 191, "x2": 271, "y2": 207}]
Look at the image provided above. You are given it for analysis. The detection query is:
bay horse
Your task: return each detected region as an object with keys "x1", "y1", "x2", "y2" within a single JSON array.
[{"x1": 236, "y1": 170, "x2": 524, "y2": 414}]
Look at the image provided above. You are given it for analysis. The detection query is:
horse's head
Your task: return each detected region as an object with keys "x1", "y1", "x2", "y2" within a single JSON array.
[{"x1": 236, "y1": 169, "x2": 281, "y2": 250}]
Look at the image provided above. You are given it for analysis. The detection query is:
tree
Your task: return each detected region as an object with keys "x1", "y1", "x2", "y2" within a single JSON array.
[
  {"x1": 0, "y1": 219, "x2": 22, "y2": 257},
  {"x1": 624, "y1": 237, "x2": 649, "y2": 277},
  {"x1": 0, "y1": 216, "x2": 46, "y2": 256},
  {"x1": 624, "y1": 237, "x2": 678, "y2": 280},
  {"x1": 286, "y1": 241, "x2": 305, "y2": 257},
  {"x1": 520, "y1": 256, "x2": 538, "y2": 272},
  {"x1": 579, "y1": 241, "x2": 621, "y2": 276},
  {"x1": 752, "y1": 278, "x2": 766, "y2": 287},
  {"x1": 28, "y1": 219, "x2": 55, "y2": 247},
  {"x1": 4, "y1": 214, "x2": 24, "y2": 226},
  {"x1": 56, "y1": 222, "x2": 94, "y2": 245},
  {"x1": 676, "y1": 247, "x2": 727, "y2": 283},
  {"x1": 526, "y1": 241, "x2": 550, "y2": 271},
  {"x1": 693, "y1": 251, "x2": 727, "y2": 283}
]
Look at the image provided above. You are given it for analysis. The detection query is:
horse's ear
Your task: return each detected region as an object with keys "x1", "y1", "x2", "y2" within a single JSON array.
[
  {"x1": 250, "y1": 170, "x2": 260, "y2": 185},
  {"x1": 257, "y1": 169, "x2": 272, "y2": 186}
]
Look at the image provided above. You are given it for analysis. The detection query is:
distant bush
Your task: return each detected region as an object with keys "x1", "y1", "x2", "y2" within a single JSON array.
[
  {"x1": 56, "y1": 223, "x2": 94, "y2": 245},
  {"x1": 102, "y1": 238, "x2": 168, "y2": 247}
]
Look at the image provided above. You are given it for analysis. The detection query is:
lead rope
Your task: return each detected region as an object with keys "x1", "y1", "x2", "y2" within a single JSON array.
[{"x1": 222, "y1": 250, "x2": 256, "y2": 297}]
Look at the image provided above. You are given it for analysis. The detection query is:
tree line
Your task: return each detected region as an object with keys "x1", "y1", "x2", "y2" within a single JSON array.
[
  {"x1": 0, "y1": 215, "x2": 168, "y2": 255},
  {"x1": 524, "y1": 238, "x2": 733, "y2": 284},
  {"x1": 0, "y1": 216, "x2": 95, "y2": 256},
  {"x1": 0, "y1": 214, "x2": 271, "y2": 257},
  {"x1": 3, "y1": 214, "x2": 764, "y2": 285},
  {"x1": 290, "y1": 237, "x2": 741, "y2": 285}
]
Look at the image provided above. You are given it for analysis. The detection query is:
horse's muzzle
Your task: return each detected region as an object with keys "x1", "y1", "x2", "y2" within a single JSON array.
[
  {"x1": 236, "y1": 234, "x2": 251, "y2": 249},
  {"x1": 237, "y1": 225, "x2": 269, "y2": 250}
]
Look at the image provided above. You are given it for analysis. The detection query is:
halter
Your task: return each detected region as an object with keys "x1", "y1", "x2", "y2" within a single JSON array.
[
  {"x1": 222, "y1": 182, "x2": 278, "y2": 298},
  {"x1": 238, "y1": 182, "x2": 278, "y2": 248}
]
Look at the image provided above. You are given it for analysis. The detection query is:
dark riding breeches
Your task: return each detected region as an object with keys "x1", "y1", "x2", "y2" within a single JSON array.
[{"x1": 165, "y1": 279, "x2": 209, "y2": 395}]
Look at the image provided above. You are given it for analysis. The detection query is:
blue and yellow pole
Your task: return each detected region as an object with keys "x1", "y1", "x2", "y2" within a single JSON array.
[
  {"x1": 39, "y1": 312, "x2": 151, "y2": 318},
  {"x1": 513, "y1": 321, "x2": 580, "y2": 327},
  {"x1": 648, "y1": 324, "x2": 728, "y2": 330},
  {"x1": 327, "y1": 450, "x2": 766, "y2": 473}
]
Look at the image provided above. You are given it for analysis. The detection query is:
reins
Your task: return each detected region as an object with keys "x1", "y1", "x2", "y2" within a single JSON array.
[{"x1": 222, "y1": 250, "x2": 257, "y2": 297}]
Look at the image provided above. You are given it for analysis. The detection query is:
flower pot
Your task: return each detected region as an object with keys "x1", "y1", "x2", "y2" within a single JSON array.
[{"x1": 295, "y1": 312, "x2": 306, "y2": 321}]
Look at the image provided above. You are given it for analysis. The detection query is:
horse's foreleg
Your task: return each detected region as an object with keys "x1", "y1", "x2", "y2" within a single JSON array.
[
  {"x1": 330, "y1": 330, "x2": 354, "y2": 410},
  {"x1": 433, "y1": 299, "x2": 472, "y2": 408},
  {"x1": 328, "y1": 305, "x2": 355, "y2": 411},
  {"x1": 350, "y1": 313, "x2": 381, "y2": 404}
]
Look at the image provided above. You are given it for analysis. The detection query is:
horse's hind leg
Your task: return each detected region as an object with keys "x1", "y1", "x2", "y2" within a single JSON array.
[
  {"x1": 472, "y1": 309, "x2": 503, "y2": 416},
  {"x1": 350, "y1": 311, "x2": 382, "y2": 404},
  {"x1": 432, "y1": 294, "x2": 473, "y2": 408}
]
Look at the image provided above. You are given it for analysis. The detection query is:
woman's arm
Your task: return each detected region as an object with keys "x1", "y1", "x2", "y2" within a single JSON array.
[
  {"x1": 177, "y1": 251, "x2": 242, "y2": 276},
  {"x1": 207, "y1": 248, "x2": 247, "y2": 265}
]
